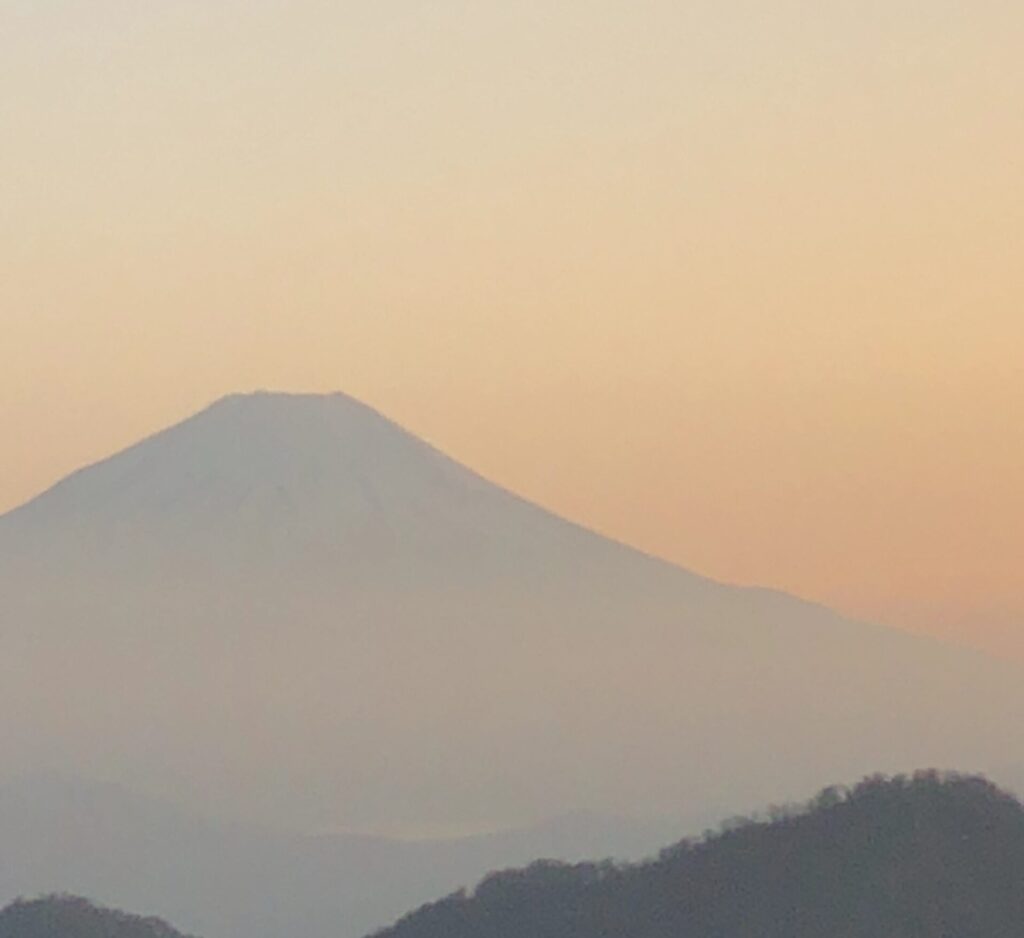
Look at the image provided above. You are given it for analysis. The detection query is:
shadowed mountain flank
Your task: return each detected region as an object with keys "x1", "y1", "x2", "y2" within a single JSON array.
[
  {"x1": 0, "y1": 895, "x2": 195, "y2": 938},
  {"x1": 374, "y1": 772, "x2": 1024, "y2": 938}
]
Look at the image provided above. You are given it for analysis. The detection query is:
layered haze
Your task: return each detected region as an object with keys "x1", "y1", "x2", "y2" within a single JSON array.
[{"x1": 0, "y1": 773, "x2": 673, "y2": 938}]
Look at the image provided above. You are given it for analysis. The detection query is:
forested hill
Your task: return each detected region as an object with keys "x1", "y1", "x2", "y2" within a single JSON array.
[
  {"x1": 371, "y1": 772, "x2": 1024, "y2": 938},
  {"x1": 0, "y1": 896, "x2": 195, "y2": 938}
]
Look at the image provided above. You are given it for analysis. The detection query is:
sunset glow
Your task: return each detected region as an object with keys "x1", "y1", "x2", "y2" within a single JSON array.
[{"x1": 3, "y1": 0, "x2": 1022, "y2": 652}]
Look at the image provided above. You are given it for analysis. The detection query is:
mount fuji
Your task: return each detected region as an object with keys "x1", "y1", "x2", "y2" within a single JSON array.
[{"x1": 0, "y1": 391, "x2": 1020, "y2": 842}]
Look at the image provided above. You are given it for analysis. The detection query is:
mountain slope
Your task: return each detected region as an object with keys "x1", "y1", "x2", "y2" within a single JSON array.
[
  {"x1": 0, "y1": 391, "x2": 688, "y2": 588},
  {"x1": 0, "y1": 896, "x2": 194, "y2": 938},
  {"x1": 0, "y1": 391, "x2": 1021, "y2": 838},
  {"x1": 373, "y1": 772, "x2": 1024, "y2": 938}
]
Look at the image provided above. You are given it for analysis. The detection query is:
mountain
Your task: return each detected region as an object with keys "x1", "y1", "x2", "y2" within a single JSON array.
[
  {"x1": 0, "y1": 775, "x2": 674, "y2": 938},
  {"x1": 0, "y1": 390, "x2": 1021, "y2": 833},
  {"x1": 1, "y1": 391, "x2": 665, "y2": 585},
  {"x1": 0, "y1": 896, "x2": 194, "y2": 938},
  {"x1": 373, "y1": 772, "x2": 1024, "y2": 938}
]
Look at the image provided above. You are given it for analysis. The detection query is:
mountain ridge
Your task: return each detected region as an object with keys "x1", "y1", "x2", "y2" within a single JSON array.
[
  {"x1": 0, "y1": 895, "x2": 195, "y2": 938},
  {"x1": 372, "y1": 771, "x2": 1024, "y2": 938}
]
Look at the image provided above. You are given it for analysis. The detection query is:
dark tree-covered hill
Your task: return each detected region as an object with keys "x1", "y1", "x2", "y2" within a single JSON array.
[
  {"x1": 371, "y1": 772, "x2": 1024, "y2": 938},
  {"x1": 0, "y1": 895, "x2": 196, "y2": 938}
]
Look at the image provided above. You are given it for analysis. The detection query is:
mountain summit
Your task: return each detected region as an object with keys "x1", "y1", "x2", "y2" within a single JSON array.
[
  {"x1": 0, "y1": 392, "x2": 1021, "y2": 838},
  {"x1": 6, "y1": 392, "x2": 469, "y2": 532},
  {"x1": 2, "y1": 392, "x2": 659, "y2": 584}
]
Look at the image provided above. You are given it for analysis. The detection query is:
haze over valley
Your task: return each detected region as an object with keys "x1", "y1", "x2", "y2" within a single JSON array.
[{"x1": 1, "y1": 393, "x2": 1022, "y2": 936}]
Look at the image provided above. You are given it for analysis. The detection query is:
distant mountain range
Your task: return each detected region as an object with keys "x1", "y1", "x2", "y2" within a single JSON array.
[{"x1": 0, "y1": 391, "x2": 1022, "y2": 937}]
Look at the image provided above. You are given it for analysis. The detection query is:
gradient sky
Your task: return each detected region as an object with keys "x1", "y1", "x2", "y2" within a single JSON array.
[{"x1": 3, "y1": 1, "x2": 1022, "y2": 653}]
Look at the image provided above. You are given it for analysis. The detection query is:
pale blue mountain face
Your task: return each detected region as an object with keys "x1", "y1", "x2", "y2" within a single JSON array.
[{"x1": 0, "y1": 392, "x2": 1020, "y2": 844}]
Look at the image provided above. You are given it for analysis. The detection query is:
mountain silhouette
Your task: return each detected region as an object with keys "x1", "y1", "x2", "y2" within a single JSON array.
[
  {"x1": 0, "y1": 391, "x2": 1020, "y2": 840},
  {"x1": 0, "y1": 895, "x2": 194, "y2": 938},
  {"x1": 373, "y1": 772, "x2": 1024, "y2": 938}
]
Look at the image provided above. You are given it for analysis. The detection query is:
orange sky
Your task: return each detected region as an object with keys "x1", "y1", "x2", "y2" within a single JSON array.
[{"x1": 2, "y1": 0, "x2": 1022, "y2": 653}]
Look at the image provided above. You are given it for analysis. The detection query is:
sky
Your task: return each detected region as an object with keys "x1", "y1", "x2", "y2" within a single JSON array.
[{"x1": 2, "y1": 0, "x2": 1022, "y2": 654}]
